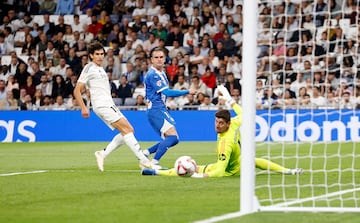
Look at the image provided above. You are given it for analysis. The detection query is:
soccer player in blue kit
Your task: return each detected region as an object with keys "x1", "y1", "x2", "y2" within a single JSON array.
[{"x1": 143, "y1": 47, "x2": 197, "y2": 169}]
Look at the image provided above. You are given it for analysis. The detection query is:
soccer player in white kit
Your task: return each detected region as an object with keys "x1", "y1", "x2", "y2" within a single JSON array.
[{"x1": 73, "y1": 42, "x2": 151, "y2": 171}]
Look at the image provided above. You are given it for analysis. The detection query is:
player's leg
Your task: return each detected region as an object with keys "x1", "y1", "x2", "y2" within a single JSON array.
[
  {"x1": 95, "y1": 133, "x2": 124, "y2": 171},
  {"x1": 197, "y1": 164, "x2": 215, "y2": 174},
  {"x1": 142, "y1": 142, "x2": 160, "y2": 157},
  {"x1": 152, "y1": 126, "x2": 179, "y2": 162},
  {"x1": 145, "y1": 110, "x2": 179, "y2": 167},
  {"x1": 141, "y1": 168, "x2": 178, "y2": 176},
  {"x1": 112, "y1": 117, "x2": 150, "y2": 164},
  {"x1": 255, "y1": 158, "x2": 303, "y2": 175}
]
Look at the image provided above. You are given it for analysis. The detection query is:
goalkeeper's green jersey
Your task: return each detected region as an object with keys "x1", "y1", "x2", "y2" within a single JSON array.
[{"x1": 202, "y1": 103, "x2": 243, "y2": 177}]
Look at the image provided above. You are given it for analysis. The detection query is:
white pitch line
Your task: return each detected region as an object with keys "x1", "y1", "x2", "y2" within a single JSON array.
[
  {"x1": 0, "y1": 170, "x2": 48, "y2": 177},
  {"x1": 0, "y1": 169, "x2": 140, "y2": 176},
  {"x1": 49, "y1": 169, "x2": 140, "y2": 173}
]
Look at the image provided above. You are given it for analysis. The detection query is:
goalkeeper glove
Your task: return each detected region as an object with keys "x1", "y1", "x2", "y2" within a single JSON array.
[
  {"x1": 217, "y1": 85, "x2": 235, "y2": 105},
  {"x1": 191, "y1": 172, "x2": 204, "y2": 178}
]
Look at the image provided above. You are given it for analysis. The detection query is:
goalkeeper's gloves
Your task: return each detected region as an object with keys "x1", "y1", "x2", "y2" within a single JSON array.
[
  {"x1": 217, "y1": 85, "x2": 235, "y2": 105},
  {"x1": 191, "y1": 172, "x2": 204, "y2": 178}
]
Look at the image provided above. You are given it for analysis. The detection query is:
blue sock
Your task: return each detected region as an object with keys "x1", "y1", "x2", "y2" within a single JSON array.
[
  {"x1": 154, "y1": 135, "x2": 179, "y2": 161},
  {"x1": 147, "y1": 143, "x2": 160, "y2": 154}
]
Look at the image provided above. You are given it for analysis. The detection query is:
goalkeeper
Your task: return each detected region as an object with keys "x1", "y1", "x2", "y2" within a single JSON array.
[{"x1": 142, "y1": 85, "x2": 303, "y2": 178}]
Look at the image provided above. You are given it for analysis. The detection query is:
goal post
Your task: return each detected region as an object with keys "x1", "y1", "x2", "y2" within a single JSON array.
[
  {"x1": 240, "y1": 0, "x2": 360, "y2": 215},
  {"x1": 240, "y1": 0, "x2": 258, "y2": 215}
]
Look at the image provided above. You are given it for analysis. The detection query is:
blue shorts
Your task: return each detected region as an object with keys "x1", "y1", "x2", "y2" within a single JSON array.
[{"x1": 147, "y1": 108, "x2": 176, "y2": 138}]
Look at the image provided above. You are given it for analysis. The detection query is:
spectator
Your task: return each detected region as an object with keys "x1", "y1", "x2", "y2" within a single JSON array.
[
  {"x1": 141, "y1": 33, "x2": 158, "y2": 56},
  {"x1": 0, "y1": 65, "x2": 10, "y2": 82},
  {"x1": 5, "y1": 74, "x2": 19, "y2": 92},
  {"x1": 51, "y1": 74, "x2": 66, "y2": 99},
  {"x1": 104, "y1": 56, "x2": 121, "y2": 81},
  {"x1": 36, "y1": 73, "x2": 52, "y2": 96},
  {"x1": 170, "y1": 3, "x2": 187, "y2": 25},
  {"x1": 311, "y1": 86, "x2": 327, "y2": 107},
  {"x1": 155, "y1": 6, "x2": 169, "y2": 27},
  {"x1": 214, "y1": 41, "x2": 226, "y2": 61},
  {"x1": 6, "y1": 89, "x2": 20, "y2": 110},
  {"x1": 81, "y1": 24, "x2": 95, "y2": 44},
  {"x1": 199, "y1": 94, "x2": 217, "y2": 110},
  {"x1": 41, "y1": 13, "x2": 56, "y2": 38},
  {"x1": 201, "y1": 66, "x2": 217, "y2": 94},
  {"x1": 55, "y1": 0, "x2": 74, "y2": 15},
  {"x1": 173, "y1": 74, "x2": 189, "y2": 91},
  {"x1": 122, "y1": 62, "x2": 139, "y2": 89},
  {"x1": 65, "y1": 73, "x2": 78, "y2": 98},
  {"x1": 119, "y1": 40, "x2": 134, "y2": 63},
  {"x1": 39, "y1": 0, "x2": 56, "y2": 14},
  {"x1": 54, "y1": 57, "x2": 69, "y2": 79},
  {"x1": 183, "y1": 25, "x2": 199, "y2": 54},
  {"x1": 0, "y1": 79, "x2": 8, "y2": 102},
  {"x1": 23, "y1": 75, "x2": 36, "y2": 98},
  {"x1": 166, "y1": 25, "x2": 184, "y2": 47},
  {"x1": 32, "y1": 89, "x2": 43, "y2": 109},
  {"x1": 197, "y1": 56, "x2": 214, "y2": 75},
  {"x1": 52, "y1": 95, "x2": 68, "y2": 110},
  {"x1": 39, "y1": 95, "x2": 53, "y2": 110},
  {"x1": 131, "y1": 0, "x2": 146, "y2": 22},
  {"x1": 22, "y1": 34, "x2": 36, "y2": 56},
  {"x1": 189, "y1": 46, "x2": 204, "y2": 65},
  {"x1": 134, "y1": 94, "x2": 146, "y2": 110},
  {"x1": 224, "y1": 72, "x2": 241, "y2": 96},
  {"x1": 226, "y1": 54, "x2": 242, "y2": 79},
  {"x1": 136, "y1": 23, "x2": 150, "y2": 42},
  {"x1": 183, "y1": 94, "x2": 199, "y2": 110},
  {"x1": 20, "y1": 94, "x2": 34, "y2": 110},
  {"x1": 79, "y1": 0, "x2": 98, "y2": 14},
  {"x1": 117, "y1": 75, "x2": 133, "y2": 105},
  {"x1": 0, "y1": 32, "x2": 14, "y2": 55},
  {"x1": 71, "y1": 15, "x2": 84, "y2": 34},
  {"x1": 152, "y1": 22, "x2": 167, "y2": 41},
  {"x1": 220, "y1": 30, "x2": 236, "y2": 56},
  {"x1": 14, "y1": 62, "x2": 30, "y2": 88},
  {"x1": 147, "y1": 0, "x2": 161, "y2": 21},
  {"x1": 190, "y1": 75, "x2": 207, "y2": 96},
  {"x1": 166, "y1": 57, "x2": 179, "y2": 86}
]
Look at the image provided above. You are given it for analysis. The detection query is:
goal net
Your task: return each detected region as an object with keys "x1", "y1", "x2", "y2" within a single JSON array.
[{"x1": 241, "y1": 0, "x2": 360, "y2": 214}]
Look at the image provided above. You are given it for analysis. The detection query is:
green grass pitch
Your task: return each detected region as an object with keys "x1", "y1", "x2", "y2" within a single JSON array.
[{"x1": 1, "y1": 142, "x2": 359, "y2": 223}]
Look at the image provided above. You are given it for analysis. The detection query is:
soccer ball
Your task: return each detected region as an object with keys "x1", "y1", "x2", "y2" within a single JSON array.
[{"x1": 174, "y1": 156, "x2": 197, "y2": 177}]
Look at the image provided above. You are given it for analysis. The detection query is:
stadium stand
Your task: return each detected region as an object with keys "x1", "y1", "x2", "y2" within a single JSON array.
[{"x1": 0, "y1": 0, "x2": 359, "y2": 111}]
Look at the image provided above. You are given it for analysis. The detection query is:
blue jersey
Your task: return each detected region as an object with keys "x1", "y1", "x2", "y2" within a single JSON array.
[{"x1": 145, "y1": 66, "x2": 169, "y2": 110}]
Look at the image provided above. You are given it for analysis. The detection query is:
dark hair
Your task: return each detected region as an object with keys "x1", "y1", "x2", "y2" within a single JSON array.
[
  {"x1": 215, "y1": 109, "x2": 231, "y2": 123},
  {"x1": 150, "y1": 47, "x2": 166, "y2": 58},
  {"x1": 87, "y1": 42, "x2": 105, "y2": 60}
]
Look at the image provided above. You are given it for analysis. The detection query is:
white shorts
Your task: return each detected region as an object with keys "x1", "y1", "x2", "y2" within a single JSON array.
[{"x1": 93, "y1": 105, "x2": 125, "y2": 130}]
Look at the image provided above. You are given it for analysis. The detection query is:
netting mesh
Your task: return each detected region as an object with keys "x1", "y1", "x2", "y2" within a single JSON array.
[{"x1": 254, "y1": 1, "x2": 360, "y2": 210}]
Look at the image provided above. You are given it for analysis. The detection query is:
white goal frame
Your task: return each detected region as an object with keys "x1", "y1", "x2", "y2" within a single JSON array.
[
  {"x1": 195, "y1": 1, "x2": 360, "y2": 222},
  {"x1": 239, "y1": 0, "x2": 360, "y2": 217}
]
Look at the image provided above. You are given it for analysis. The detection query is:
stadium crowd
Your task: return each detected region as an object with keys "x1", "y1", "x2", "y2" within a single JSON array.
[{"x1": 0, "y1": 0, "x2": 359, "y2": 111}]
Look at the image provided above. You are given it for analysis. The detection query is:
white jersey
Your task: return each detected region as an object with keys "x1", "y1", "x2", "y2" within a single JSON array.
[{"x1": 78, "y1": 62, "x2": 114, "y2": 108}]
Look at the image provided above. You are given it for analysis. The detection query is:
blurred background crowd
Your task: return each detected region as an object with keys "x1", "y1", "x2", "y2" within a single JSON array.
[{"x1": 0, "y1": 0, "x2": 359, "y2": 111}]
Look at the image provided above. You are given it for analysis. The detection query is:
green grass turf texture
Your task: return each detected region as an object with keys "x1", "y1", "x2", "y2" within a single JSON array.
[{"x1": 0, "y1": 142, "x2": 359, "y2": 223}]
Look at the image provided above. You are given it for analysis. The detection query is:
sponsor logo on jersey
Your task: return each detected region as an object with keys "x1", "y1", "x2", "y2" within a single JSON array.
[{"x1": 218, "y1": 153, "x2": 226, "y2": 161}]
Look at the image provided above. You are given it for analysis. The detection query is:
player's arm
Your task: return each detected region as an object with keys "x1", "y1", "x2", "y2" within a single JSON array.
[
  {"x1": 218, "y1": 85, "x2": 243, "y2": 125},
  {"x1": 192, "y1": 138, "x2": 233, "y2": 178},
  {"x1": 73, "y1": 82, "x2": 89, "y2": 118},
  {"x1": 206, "y1": 139, "x2": 232, "y2": 177},
  {"x1": 161, "y1": 88, "x2": 196, "y2": 97}
]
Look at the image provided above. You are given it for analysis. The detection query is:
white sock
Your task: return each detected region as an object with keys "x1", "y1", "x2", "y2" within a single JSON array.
[
  {"x1": 103, "y1": 133, "x2": 124, "y2": 157},
  {"x1": 123, "y1": 132, "x2": 149, "y2": 162},
  {"x1": 143, "y1": 150, "x2": 150, "y2": 156},
  {"x1": 151, "y1": 159, "x2": 159, "y2": 165}
]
